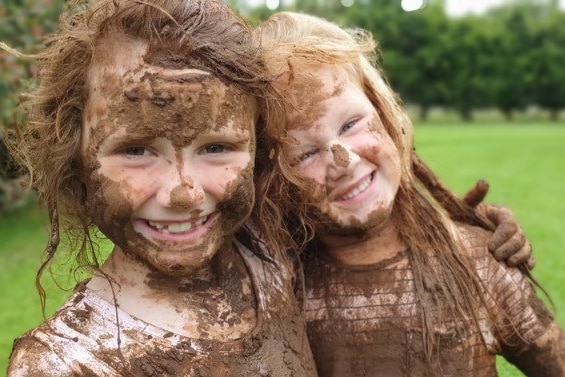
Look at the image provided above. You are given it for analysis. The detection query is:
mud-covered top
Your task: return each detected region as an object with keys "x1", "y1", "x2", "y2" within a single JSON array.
[
  {"x1": 7, "y1": 236, "x2": 317, "y2": 377},
  {"x1": 302, "y1": 224, "x2": 556, "y2": 377}
]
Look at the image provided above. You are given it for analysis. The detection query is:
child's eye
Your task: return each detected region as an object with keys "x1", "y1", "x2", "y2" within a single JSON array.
[
  {"x1": 203, "y1": 144, "x2": 229, "y2": 154},
  {"x1": 294, "y1": 149, "x2": 318, "y2": 165},
  {"x1": 123, "y1": 146, "x2": 151, "y2": 156},
  {"x1": 301, "y1": 150, "x2": 316, "y2": 160},
  {"x1": 340, "y1": 120, "x2": 357, "y2": 134}
]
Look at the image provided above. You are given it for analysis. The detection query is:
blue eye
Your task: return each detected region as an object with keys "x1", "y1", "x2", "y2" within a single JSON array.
[
  {"x1": 124, "y1": 146, "x2": 150, "y2": 156},
  {"x1": 204, "y1": 144, "x2": 228, "y2": 154},
  {"x1": 299, "y1": 149, "x2": 318, "y2": 161},
  {"x1": 341, "y1": 120, "x2": 357, "y2": 134}
]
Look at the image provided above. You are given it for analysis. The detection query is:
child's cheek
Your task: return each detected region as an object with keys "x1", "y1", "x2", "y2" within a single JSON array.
[
  {"x1": 217, "y1": 163, "x2": 255, "y2": 233},
  {"x1": 85, "y1": 173, "x2": 134, "y2": 248},
  {"x1": 300, "y1": 178, "x2": 328, "y2": 211},
  {"x1": 358, "y1": 144, "x2": 381, "y2": 164}
]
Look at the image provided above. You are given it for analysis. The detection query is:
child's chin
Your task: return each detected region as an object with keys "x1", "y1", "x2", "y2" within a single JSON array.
[{"x1": 152, "y1": 252, "x2": 215, "y2": 276}]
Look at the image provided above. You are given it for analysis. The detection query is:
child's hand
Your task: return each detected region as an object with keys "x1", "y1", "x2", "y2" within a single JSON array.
[
  {"x1": 463, "y1": 180, "x2": 535, "y2": 269},
  {"x1": 483, "y1": 205, "x2": 534, "y2": 269}
]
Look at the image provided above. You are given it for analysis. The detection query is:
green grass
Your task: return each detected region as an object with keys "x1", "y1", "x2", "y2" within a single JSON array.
[
  {"x1": 414, "y1": 122, "x2": 565, "y2": 376},
  {"x1": 0, "y1": 205, "x2": 72, "y2": 375},
  {"x1": 1, "y1": 122, "x2": 564, "y2": 375}
]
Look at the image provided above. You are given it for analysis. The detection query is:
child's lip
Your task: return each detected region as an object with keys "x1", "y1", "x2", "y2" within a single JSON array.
[
  {"x1": 145, "y1": 214, "x2": 210, "y2": 234},
  {"x1": 331, "y1": 171, "x2": 375, "y2": 202},
  {"x1": 135, "y1": 212, "x2": 219, "y2": 241}
]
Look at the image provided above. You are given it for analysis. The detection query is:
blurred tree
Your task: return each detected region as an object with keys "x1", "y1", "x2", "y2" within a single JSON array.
[
  {"x1": 381, "y1": 3, "x2": 451, "y2": 121},
  {"x1": 0, "y1": 0, "x2": 64, "y2": 211},
  {"x1": 334, "y1": 1, "x2": 453, "y2": 120},
  {"x1": 440, "y1": 16, "x2": 496, "y2": 121},
  {"x1": 487, "y1": 2, "x2": 553, "y2": 119},
  {"x1": 1, "y1": 0, "x2": 64, "y2": 130},
  {"x1": 245, "y1": 0, "x2": 565, "y2": 122},
  {"x1": 531, "y1": 10, "x2": 565, "y2": 120}
]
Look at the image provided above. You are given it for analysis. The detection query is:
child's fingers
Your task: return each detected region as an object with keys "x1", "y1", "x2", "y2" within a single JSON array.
[
  {"x1": 463, "y1": 179, "x2": 489, "y2": 208},
  {"x1": 490, "y1": 233, "x2": 531, "y2": 266},
  {"x1": 526, "y1": 256, "x2": 537, "y2": 270},
  {"x1": 488, "y1": 222, "x2": 519, "y2": 254},
  {"x1": 507, "y1": 243, "x2": 534, "y2": 268}
]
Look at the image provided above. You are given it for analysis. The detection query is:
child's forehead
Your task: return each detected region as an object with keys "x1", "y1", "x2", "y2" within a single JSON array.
[
  {"x1": 277, "y1": 63, "x2": 357, "y2": 105},
  {"x1": 84, "y1": 61, "x2": 255, "y2": 149},
  {"x1": 278, "y1": 64, "x2": 361, "y2": 129},
  {"x1": 87, "y1": 50, "x2": 251, "y2": 108}
]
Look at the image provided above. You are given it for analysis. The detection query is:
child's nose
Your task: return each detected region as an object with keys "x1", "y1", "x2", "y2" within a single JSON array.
[
  {"x1": 330, "y1": 143, "x2": 351, "y2": 168},
  {"x1": 157, "y1": 167, "x2": 205, "y2": 210},
  {"x1": 167, "y1": 181, "x2": 205, "y2": 210},
  {"x1": 326, "y1": 143, "x2": 358, "y2": 180}
]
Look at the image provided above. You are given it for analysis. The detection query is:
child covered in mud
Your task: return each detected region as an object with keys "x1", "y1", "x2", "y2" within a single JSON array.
[
  {"x1": 256, "y1": 12, "x2": 565, "y2": 376},
  {"x1": 6, "y1": 1, "x2": 317, "y2": 375}
]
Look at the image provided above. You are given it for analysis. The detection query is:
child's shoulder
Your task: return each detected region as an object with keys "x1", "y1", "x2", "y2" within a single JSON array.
[
  {"x1": 7, "y1": 333, "x2": 74, "y2": 376},
  {"x1": 453, "y1": 222, "x2": 493, "y2": 260},
  {"x1": 7, "y1": 292, "x2": 119, "y2": 376}
]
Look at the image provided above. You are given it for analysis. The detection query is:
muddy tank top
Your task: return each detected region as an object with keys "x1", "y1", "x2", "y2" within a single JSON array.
[{"x1": 8, "y1": 237, "x2": 317, "y2": 377}]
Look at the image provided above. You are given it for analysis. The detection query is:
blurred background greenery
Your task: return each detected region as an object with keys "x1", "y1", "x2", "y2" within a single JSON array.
[{"x1": 1, "y1": 0, "x2": 564, "y2": 376}]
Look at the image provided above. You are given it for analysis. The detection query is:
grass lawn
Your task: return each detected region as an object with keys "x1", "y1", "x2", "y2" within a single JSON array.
[
  {"x1": 1, "y1": 122, "x2": 564, "y2": 375},
  {"x1": 414, "y1": 122, "x2": 565, "y2": 376}
]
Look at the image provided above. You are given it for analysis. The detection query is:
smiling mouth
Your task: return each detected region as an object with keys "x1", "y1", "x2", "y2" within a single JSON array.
[
  {"x1": 146, "y1": 214, "x2": 212, "y2": 234},
  {"x1": 337, "y1": 172, "x2": 374, "y2": 201}
]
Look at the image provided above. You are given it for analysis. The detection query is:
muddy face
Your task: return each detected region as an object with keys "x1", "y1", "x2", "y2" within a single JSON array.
[
  {"x1": 282, "y1": 65, "x2": 401, "y2": 237},
  {"x1": 81, "y1": 43, "x2": 256, "y2": 276}
]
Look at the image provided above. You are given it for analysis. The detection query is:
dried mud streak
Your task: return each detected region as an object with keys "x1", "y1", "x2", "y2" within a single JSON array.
[
  {"x1": 330, "y1": 144, "x2": 350, "y2": 168},
  {"x1": 83, "y1": 57, "x2": 256, "y2": 270},
  {"x1": 301, "y1": 143, "x2": 395, "y2": 238},
  {"x1": 278, "y1": 69, "x2": 327, "y2": 132}
]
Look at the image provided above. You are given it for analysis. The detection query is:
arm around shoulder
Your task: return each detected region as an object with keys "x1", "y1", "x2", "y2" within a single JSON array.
[{"x1": 503, "y1": 321, "x2": 565, "y2": 377}]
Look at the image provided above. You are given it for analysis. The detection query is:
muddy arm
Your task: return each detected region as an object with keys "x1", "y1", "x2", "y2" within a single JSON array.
[
  {"x1": 412, "y1": 154, "x2": 533, "y2": 267},
  {"x1": 503, "y1": 322, "x2": 565, "y2": 376},
  {"x1": 475, "y1": 203, "x2": 534, "y2": 268}
]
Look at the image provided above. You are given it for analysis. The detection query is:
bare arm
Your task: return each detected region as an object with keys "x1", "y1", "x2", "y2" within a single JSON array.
[{"x1": 411, "y1": 153, "x2": 534, "y2": 267}]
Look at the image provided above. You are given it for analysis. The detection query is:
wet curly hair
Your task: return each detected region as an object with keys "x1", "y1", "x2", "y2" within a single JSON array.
[{"x1": 6, "y1": 0, "x2": 288, "y2": 313}]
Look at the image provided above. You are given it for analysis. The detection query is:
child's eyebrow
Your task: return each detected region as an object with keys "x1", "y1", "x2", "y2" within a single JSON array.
[{"x1": 102, "y1": 132, "x2": 156, "y2": 147}]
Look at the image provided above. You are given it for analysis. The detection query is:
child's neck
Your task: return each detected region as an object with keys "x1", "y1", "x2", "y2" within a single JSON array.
[
  {"x1": 87, "y1": 244, "x2": 257, "y2": 340},
  {"x1": 318, "y1": 220, "x2": 406, "y2": 266}
]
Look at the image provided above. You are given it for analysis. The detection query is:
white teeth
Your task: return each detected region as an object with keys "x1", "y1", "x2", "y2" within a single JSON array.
[
  {"x1": 147, "y1": 215, "x2": 209, "y2": 234},
  {"x1": 168, "y1": 222, "x2": 192, "y2": 233},
  {"x1": 150, "y1": 222, "x2": 165, "y2": 230},
  {"x1": 339, "y1": 175, "x2": 372, "y2": 200}
]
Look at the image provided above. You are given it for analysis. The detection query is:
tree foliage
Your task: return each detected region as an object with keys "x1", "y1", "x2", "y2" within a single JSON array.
[
  {"x1": 0, "y1": 0, "x2": 64, "y2": 211},
  {"x1": 247, "y1": 0, "x2": 565, "y2": 121}
]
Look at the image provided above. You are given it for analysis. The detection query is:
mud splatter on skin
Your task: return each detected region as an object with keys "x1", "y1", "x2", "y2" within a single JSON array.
[
  {"x1": 292, "y1": 118, "x2": 400, "y2": 238},
  {"x1": 217, "y1": 163, "x2": 255, "y2": 238},
  {"x1": 330, "y1": 144, "x2": 350, "y2": 168},
  {"x1": 85, "y1": 159, "x2": 255, "y2": 277},
  {"x1": 280, "y1": 66, "x2": 347, "y2": 131},
  {"x1": 141, "y1": 237, "x2": 257, "y2": 338},
  {"x1": 82, "y1": 59, "x2": 257, "y2": 277},
  {"x1": 87, "y1": 67, "x2": 253, "y2": 151},
  {"x1": 277, "y1": 69, "x2": 329, "y2": 133}
]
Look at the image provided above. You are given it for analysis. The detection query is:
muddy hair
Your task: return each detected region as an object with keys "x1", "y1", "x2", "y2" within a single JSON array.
[
  {"x1": 255, "y1": 11, "x2": 508, "y2": 359},
  {"x1": 5, "y1": 0, "x2": 290, "y2": 315}
]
